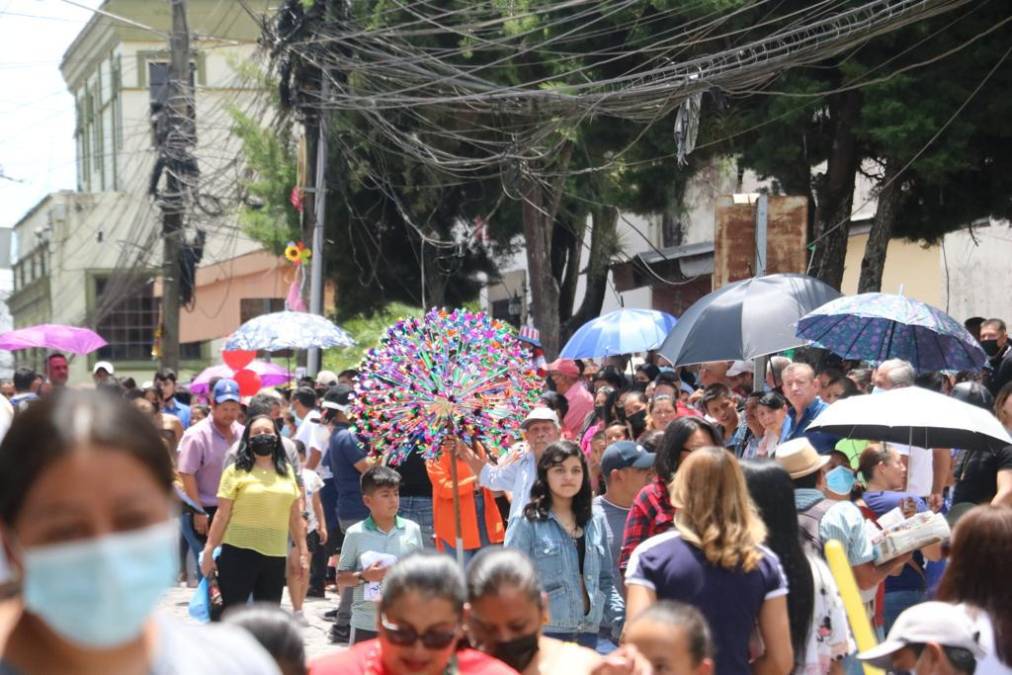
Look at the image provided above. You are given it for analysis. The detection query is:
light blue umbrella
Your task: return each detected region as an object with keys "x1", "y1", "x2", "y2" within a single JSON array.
[
  {"x1": 560, "y1": 308, "x2": 677, "y2": 359},
  {"x1": 796, "y1": 293, "x2": 986, "y2": 371},
  {"x1": 223, "y1": 311, "x2": 356, "y2": 352}
]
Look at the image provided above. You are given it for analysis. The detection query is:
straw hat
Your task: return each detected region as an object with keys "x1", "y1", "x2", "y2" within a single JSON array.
[{"x1": 774, "y1": 437, "x2": 831, "y2": 479}]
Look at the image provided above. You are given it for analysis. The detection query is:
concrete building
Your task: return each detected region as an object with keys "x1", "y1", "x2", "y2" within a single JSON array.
[{"x1": 7, "y1": 1, "x2": 282, "y2": 385}]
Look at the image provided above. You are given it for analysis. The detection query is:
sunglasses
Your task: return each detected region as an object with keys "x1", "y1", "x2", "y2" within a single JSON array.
[{"x1": 380, "y1": 614, "x2": 458, "y2": 650}]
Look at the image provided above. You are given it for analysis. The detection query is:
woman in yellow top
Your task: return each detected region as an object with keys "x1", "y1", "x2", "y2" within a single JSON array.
[{"x1": 201, "y1": 414, "x2": 306, "y2": 614}]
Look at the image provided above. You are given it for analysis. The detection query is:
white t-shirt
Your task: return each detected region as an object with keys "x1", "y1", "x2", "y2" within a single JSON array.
[
  {"x1": 889, "y1": 443, "x2": 933, "y2": 496},
  {"x1": 156, "y1": 614, "x2": 281, "y2": 674},
  {"x1": 301, "y1": 468, "x2": 325, "y2": 534},
  {"x1": 296, "y1": 413, "x2": 332, "y2": 480},
  {"x1": 798, "y1": 555, "x2": 854, "y2": 675}
]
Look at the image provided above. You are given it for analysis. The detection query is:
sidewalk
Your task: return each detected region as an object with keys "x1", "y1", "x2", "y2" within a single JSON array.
[{"x1": 159, "y1": 582, "x2": 346, "y2": 661}]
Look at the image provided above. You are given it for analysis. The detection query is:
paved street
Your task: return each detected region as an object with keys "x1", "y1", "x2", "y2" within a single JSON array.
[{"x1": 159, "y1": 582, "x2": 346, "y2": 662}]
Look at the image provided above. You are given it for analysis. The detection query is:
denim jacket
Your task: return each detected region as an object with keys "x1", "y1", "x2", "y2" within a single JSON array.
[{"x1": 505, "y1": 506, "x2": 623, "y2": 634}]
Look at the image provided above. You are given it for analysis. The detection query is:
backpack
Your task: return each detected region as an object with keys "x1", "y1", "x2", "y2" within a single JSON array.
[{"x1": 798, "y1": 497, "x2": 836, "y2": 558}]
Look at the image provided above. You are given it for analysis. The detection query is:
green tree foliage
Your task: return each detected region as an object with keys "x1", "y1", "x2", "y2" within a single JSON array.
[{"x1": 227, "y1": 104, "x2": 301, "y2": 255}]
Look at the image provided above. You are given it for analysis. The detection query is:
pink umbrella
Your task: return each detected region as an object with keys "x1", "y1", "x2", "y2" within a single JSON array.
[
  {"x1": 0, "y1": 324, "x2": 107, "y2": 355},
  {"x1": 189, "y1": 360, "x2": 293, "y2": 394}
]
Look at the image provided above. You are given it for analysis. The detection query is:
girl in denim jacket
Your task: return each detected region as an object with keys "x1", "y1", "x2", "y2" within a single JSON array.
[{"x1": 504, "y1": 440, "x2": 623, "y2": 648}]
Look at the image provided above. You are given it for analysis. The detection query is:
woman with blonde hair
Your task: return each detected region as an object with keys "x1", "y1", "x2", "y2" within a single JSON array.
[{"x1": 625, "y1": 447, "x2": 794, "y2": 675}]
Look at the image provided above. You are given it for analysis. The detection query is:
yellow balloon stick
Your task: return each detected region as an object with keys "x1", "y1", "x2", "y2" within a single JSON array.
[{"x1": 824, "y1": 539, "x2": 882, "y2": 675}]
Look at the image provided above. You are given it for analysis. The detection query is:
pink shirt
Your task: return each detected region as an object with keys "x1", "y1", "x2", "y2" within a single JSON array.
[
  {"x1": 563, "y1": 383, "x2": 594, "y2": 439},
  {"x1": 177, "y1": 416, "x2": 245, "y2": 507}
]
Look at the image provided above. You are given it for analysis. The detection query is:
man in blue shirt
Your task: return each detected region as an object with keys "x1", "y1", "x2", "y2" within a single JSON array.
[
  {"x1": 325, "y1": 383, "x2": 372, "y2": 644},
  {"x1": 155, "y1": 368, "x2": 191, "y2": 428},
  {"x1": 780, "y1": 362, "x2": 839, "y2": 454}
]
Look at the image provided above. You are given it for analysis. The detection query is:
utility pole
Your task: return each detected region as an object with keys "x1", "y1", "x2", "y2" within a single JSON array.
[
  {"x1": 307, "y1": 75, "x2": 328, "y2": 376},
  {"x1": 157, "y1": 0, "x2": 196, "y2": 372}
]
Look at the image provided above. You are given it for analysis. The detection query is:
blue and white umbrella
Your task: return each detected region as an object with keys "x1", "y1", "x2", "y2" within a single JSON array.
[
  {"x1": 223, "y1": 311, "x2": 356, "y2": 352},
  {"x1": 560, "y1": 308, "x2": 677, "y2": 359},
  {"x1": 796, "y1": 293, "x2": 986, "y2": 371}
]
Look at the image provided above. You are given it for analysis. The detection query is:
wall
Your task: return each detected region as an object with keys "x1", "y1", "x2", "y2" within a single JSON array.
[
  {"x1": 941, "y1": 221, "x2": 1012, "y2": 321},
  {"x1": 840, "y1": 228, "x2": 943, "y2": 307}
]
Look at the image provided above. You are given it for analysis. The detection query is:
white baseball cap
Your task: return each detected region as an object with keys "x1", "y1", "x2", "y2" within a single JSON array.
[
  {"x1": 92, "y1": 361, "x2": 114, "y2": 375},
  {"x1": 857, "y1": 602, "x2": 986, "y2": 669},
  {"x1": 726, "y1": 360, "x2": 755, "y2": 377},
  {"x1": 522, "y1": 406, "x2": 559, "y2": 429}
]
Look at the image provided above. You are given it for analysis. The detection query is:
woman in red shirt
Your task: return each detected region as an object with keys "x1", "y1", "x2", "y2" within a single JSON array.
[
  {"x1": 618, "y1": 417, "x2": 722, "y2": 573},
  {"x1": 309, "y1": 552, "x2": 517, "y2": 675}
]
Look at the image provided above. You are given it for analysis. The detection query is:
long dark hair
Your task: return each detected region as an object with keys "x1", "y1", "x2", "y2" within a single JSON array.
[
  {"x1": 0, "y1": 391, "x2": 174, "y2": 525},
  {"x1": 937, "y1": 505, "x2": 1012, "y2": 664},
  {"x1": 741, "y1": 460, "x2": 815, "y2": 667},
  {"x1": 235, "y1": 414, "x2": 289, "y2": 476},
  {"x1": 523, "y1": 440, "x2": 593, "y2": 527},
  {"x1": 655, "y1": 416, "x2": 722, "y2": 483}
]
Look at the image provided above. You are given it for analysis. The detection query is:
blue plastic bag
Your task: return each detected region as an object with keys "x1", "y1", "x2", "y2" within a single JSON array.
[{"x1": 187, "y1": 546, "x2": 221, "y2": 623}]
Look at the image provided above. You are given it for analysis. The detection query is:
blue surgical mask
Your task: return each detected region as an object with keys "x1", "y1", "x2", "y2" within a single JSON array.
[
  {"x1": 19, "y1": 520, "x2": 178, "y2": 648},
  {"x1": 826, "y1": 465, "x2": 856, "y2": 496},
  {"x1": 871, "y1": 386, "x2": 885, "y2": 395}
]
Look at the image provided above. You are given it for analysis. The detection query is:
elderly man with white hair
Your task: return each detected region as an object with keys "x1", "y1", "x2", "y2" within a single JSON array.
[{"x1": 874, "y1": 358, "x2": 949, "y2": 509}]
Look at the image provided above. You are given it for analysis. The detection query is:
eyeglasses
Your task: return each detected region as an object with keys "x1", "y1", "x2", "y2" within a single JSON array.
[{"x1": 380, "y1": 614, "x2": 458, "y2": 649}]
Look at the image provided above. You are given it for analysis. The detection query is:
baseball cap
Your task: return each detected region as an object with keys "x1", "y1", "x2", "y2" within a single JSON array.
[
  {"x1": 92, "y1": 361, "x2": 114, "y2": 375},
  {"x1": 857, "y1": 602, "x2": 985, "y2": 669},
  {"x1": 546, "y1": 359, "x2": 580, "y2": 378},
  {"x1": 213, "y1": 378, "x2": 241, "y2": 404},
  {"x1": 726, "y1": 360, "x2": 754, "y2": 377},
  {"x1": 601, "y1": 440, "x2": 655, "y2": 476},
  {"x1": 522, "y1": 406, "x2": 559, "y2": 429},
  {"x1": 322, "y1": 384, "x2": 354, "y2": 414},
  {"x1": 316, "y1": 370, "x2": 339, "y2": 388},
  {"x1": 774, "y1": 437, "x2": 830, "y2": 479}
]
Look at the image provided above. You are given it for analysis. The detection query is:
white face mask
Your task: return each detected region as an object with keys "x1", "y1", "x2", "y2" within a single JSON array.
[{"x1": 18, "y1": 520, "x2": 178, "y2": 648}]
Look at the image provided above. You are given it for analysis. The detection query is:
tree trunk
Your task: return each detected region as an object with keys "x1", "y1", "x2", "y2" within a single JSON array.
[
  {"x1": 521, "y1": 144, "x2": 573, "y2": 359},
  {"x1": 557, "y1": 212, "x2": 585, "y2": 323},
  {"x1": 522, "y1": 176, "x2": 561, "y2": 357},
  {"x1": 809, "y1": 90, "x2": 862, "y2": 289},
  {"x1": 563, "y1": 204, "x2": 618, "y2": 341},
  {"x1": 858, "y1": 160, "x2": 902, "y2": 293}
]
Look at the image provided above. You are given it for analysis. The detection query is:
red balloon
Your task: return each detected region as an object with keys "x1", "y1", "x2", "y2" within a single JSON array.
[
  {"x1": 222, "y1": 350, "x2": 256, "y2": 371},
  {"x1": 234, "y1": 369, "x2": 262, "y2": 397}
]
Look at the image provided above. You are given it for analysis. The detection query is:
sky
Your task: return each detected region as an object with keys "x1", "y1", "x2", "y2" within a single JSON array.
[{"x1": 0, "y1": 0, "x2": 105, "y2": 235}]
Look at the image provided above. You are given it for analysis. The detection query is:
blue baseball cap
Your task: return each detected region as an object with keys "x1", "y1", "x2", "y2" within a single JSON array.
[
  {"x1": 213, "y1": 378, "x2": 241, "y2": 404},
  {"x1": 601, "y1": 440, "x2": 655, "y2": 476}
]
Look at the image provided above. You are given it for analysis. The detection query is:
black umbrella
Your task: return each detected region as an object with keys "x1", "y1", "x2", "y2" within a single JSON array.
[{"x1": 658, "y1": 273, "x2": 842, "y2": 366}]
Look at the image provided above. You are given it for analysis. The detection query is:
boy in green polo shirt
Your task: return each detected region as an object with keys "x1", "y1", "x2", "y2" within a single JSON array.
[{"x1": 336, "y1": 465, "x2": 424, "y2": 644}]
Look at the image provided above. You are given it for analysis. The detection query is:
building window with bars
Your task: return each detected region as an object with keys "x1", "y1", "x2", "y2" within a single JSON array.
[{"x1": 93, "y1": 275, "x2": 160, "y2": 362}]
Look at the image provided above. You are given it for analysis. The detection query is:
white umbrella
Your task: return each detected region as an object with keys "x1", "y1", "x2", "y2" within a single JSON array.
[{"x1": 807, "y1": 386, "x2": 1011, "y2": 452}]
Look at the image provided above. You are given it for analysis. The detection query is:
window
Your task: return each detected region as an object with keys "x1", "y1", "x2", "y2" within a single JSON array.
[
  {"x1": 490, "y1": 298, "x2": 511, "y2": 323},
  {"x1": 148, "y1": 61, "x2": 195, "y2": 109},
  {"x1": 94, "y1": 276, "x2": 160, "y2": 361},
  {"x1": 240, "y1": 298, "x2": 286, "y2": 325}
]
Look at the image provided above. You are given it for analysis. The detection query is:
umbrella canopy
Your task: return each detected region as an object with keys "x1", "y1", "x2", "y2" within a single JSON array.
[
  {"x1": 560, "y1": 308, "x2": 678, "y2": 359},
  {"x1": 807, "y1": 386, "x2": 1011, "y2": 452},
  {"x1": 222, "y1": 311, "x2": 356, "y2": 352},
  {"x1": 0, "y1": 324, "x2": 107, "y2": 355},
  {"x1": 657, "y1": 274, "x2": 841, "y2": 366},
  {"x1": 796, "y1": 293, "x2": 986, "y2": 372},
  {"x1": 189, "y1": 361, "x2": 294, "y2": 394}
]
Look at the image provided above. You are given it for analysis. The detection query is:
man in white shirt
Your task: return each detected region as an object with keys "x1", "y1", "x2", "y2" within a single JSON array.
[
  {"x1": 460, "y1": 407, "x2": 561, "y2": 527},
  {"x1": 874, "y1": 359, "x2": 948, "y2": 507}
]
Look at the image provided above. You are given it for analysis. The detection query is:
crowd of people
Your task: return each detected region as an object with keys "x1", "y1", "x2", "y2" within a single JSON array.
[{"x1": 0, "y1": 314, "x2": 1010, "y2": 674}]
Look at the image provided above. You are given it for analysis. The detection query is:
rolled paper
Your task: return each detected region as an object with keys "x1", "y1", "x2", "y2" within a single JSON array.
[{"x1": 824, "y1": 539, "x2": 883, "y2": 675}]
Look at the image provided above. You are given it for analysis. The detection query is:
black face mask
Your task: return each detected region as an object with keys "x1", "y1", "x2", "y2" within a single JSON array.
[
  {"x1": 594, "y1": 405, "x2": 606, "y2": 421},
  {"x1": 488, "y1": 632, "x2": 540, "y2": 672},
  {"x1": 628, "y1": 409, "x2": 647, "y2": 435},
  {"x1": 981, "y1": 339, "x2": 1001, "y2": 357},
  {"x1": 250, "y1": 434, "x2": 276, "y2": 457}
]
